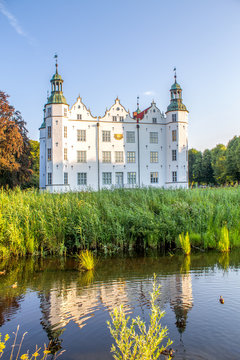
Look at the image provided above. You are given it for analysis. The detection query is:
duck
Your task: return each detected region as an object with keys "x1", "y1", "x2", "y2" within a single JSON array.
[
  {"x1": 219, "y1": 296, "x2": 224, "y2": 304},
  {"x1": 161, "y1": 348, "x2": 175, "y2": 357},
  {"x1": 0, "y1": 270, "x2": 6, "y2": 275},
  {"x1": 11, "y1": 282, "x2": 18, "y2": 288}
]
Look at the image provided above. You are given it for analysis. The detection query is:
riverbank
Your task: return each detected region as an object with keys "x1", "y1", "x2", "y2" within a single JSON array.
[{"x1": 1, "y1": 187, "x2": 240, "y2": 257}]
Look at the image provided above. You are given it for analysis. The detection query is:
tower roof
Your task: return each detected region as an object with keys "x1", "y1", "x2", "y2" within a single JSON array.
[
  {"x1": 171, "y1": 82, "x2": 182, "y2": 91},
  {"x1": 47, "y1": 55, "x2": 68, "y2": 105}
]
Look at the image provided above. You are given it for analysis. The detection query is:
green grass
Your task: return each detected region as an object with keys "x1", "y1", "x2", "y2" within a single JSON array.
[
  {"x1": 178, "y1": 232, "x2": 191, "y2": 255},
  {"x1": 1, "y1": 187, "x2": 240, "y2": 257},
  {"x1": 77, "y1": 250, "x2": 95, "y2": 271}
]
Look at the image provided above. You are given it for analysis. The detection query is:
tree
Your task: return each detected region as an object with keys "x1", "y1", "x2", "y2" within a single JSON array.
[
  {"x1": 24, "y1": 140, "x2": 39, "y2": 188},
  {"x1": 226, "y1": 136, "x2": 240, "y2": 183},
  {"x1": 211, "y1": 144, "x2": 226, "y2": 184},
  {"x1": 202, "y1": 149, "x2": 214, "y2": 184},
  {"x1": 188, "y1": 149, "x2": 202, "y2": 184},
  {"x1": 0, "y1": 91, "x2": 32, "y2": 187}
]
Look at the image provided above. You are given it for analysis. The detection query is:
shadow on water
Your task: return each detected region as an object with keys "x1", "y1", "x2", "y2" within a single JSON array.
[{"x1": 0, "y1": 250, "x2": 240, "y2": 359}]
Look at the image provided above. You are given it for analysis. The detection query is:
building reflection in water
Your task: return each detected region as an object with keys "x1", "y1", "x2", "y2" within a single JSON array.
[{"x1": 169, "y1": 256, "x2": 193, "y2": 333}]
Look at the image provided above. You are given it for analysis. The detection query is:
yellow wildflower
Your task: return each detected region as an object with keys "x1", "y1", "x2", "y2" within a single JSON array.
[{"x1": 20, "y1": 354, "x2": 29, "y2": 360}]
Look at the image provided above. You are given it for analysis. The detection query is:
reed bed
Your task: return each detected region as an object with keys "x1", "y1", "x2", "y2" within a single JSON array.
[{"x1": 1, "y1": 187, "x2": 240, "y2": 257}]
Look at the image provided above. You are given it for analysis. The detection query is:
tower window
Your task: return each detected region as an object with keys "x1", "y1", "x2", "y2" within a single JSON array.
[
  {"x1": 78, "y1": 172, "x2": 87, "y2": 185},
  {"x1": 64, "y1": 108, "x2": 67, "y2": 116},
  {"x1": 47, "y1": 126, "x2": 52, "y2": 138},
  {"x1": 102, "y1": 151, "x2": 111, "y2": 163},
  {"x1": 64, "y1": 148, "x2": 68, "y2": 161},
  {"x1": 172, "y1": 114, "x2": 177, "y2": 122},
  {"x1": 152, "y1": 118, "x2": 157, "y2": 123},
  {"x1": 150, "y1": 151, "x2": 158, "y2": 163},
  {"x1": 102, "y1": 130, "x2": 111, "y2": 142},
  {"x1": 102, "y1": 172, "x2": 112, "y2": 185},
  {"x1": 64, "y1": 172, "x2": 68, "y2": 185},
  {"x1": 172, "y1": 130, "x2": 177, "y2": 142},
  {"x1": 47, "y1": 173, "x2": 52, "y2": 185},
  {"x1": 127, "y1": 172, "x2": 136, "y2": 184},
  {"x1": 77, "y1": 151, "x2": 87, "y2": 163},
  {"x1": 126, "y1": 131, "x2": 135, "y2": 143},
  {"x1": 127, "y1": 151, "x2": 136, "y2": 163},
  {"x1": 77, "y1": 129, "x2": 86, "y2": 142},
  {"x1": 64, "y1": 126, "x2": 67, "y2": 138},
  {"x1": 115, "y1": 151, "x2": 124, "y2": 163},
  {"x1": 172, "y1": 150, "x2": 177, "y2": 161},
  {"x1": 150, "y1": 172, "x2": 158, "y2": 183},
  {"x1": 172, "y1": 171, "x2": 177, "y2": 182},
  {"x1": 47, "y1": 148, "x2": 52, "y2": 161},
  {"x1": 47, "y1": 108, "x2": 51, "y2": 116},
  {"x1": 150, "y1": 132, "x2": 158, "y2": 144}
]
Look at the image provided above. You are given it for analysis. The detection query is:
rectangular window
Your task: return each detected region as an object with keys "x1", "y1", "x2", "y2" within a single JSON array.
[
  {"x1": 64, "y1": 126, "x2": 67, "y2": 138},
  {"x1": 127, "y1": 151, "x2": 136, "y2": 163},
  {"x1": 119, "y1": 116, "x2": 124, "y2": 122},
  {"x1": 77, "y1": 129, "x2": 86, "y2": 141},
  {"x1": 150, "y1": 151, "x2": 158, "y2": 163},
  {"x1": 64, "y1": 172, "x2": 68, "y2": 185},
  {"x1": 150, "y1": 132, "x2": 158, "y2": 144},
  {"x1": 77, "y1": 114, "x2": 82, "y2": 120},
  {"x1": 64, "y1": 148, "x2": 68, "y2": 161},
  {"x1": 102, "y1": 130, "x2": 111, "y2": 142},
  {"x1": 150, "y1": 172, "x2": 158, "y2": 183},
  {"x1": 64, "y1": 108, "x2": 67, "y2": 116},
  {"x1": 172, "y1": 114, "x2": 177, "y2": 122},
  {"x1": 127, "y1": 172, "x2": 136, "y2": 184},
  {"x1": 152, "y1": 117, "x2": 157, "y2": 123},
  {"x1": 47, "y1": 108, "x2": 51, "y2": 116},
  {"x1": 47, "y1": 148, "x2": 52, "y2": 161},
  {"x1": 172, "y1": 130, "x2": 177, "y2": 142},
  {"x1": 77, "y1": 172, "x2": 87, "y2": 185},
  {"x1": 172, "y1": 171, "x2": 177, "y2": 182},
  {"x1": 47, "y1": 126, "x2": 51, "y2": 138},
  {"x1": 126, "y1": 131, "x2": 135, "y2": 143},
  {"x1": 77, "y1": 150, "x2": 87, "y2": 163},
  {"x1": 115, "y1": 151, "x2": 124, "y2": 163},
  {"x1": 172, "y1": 150, "x2": 177, "y2": 161},
  {"x1": 102, "y1": 172, "x2": 112, "y2": 185},
  {"x1": 102, "y1": 151, "x2": 111, "y2": 163},
  {"x1": 47, "y1": 172, "x2": 52, "y2": 185},
  {"x1": 112, "y1": 116, "x2": 117, "y2": 122}
]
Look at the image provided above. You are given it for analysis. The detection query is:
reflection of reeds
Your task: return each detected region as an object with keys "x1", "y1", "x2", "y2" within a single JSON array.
[
  {"x1": 178, "y1": 232, "x2": 191, "y2": 255},
  {"x1": 218, "y1": 252, "x2": 230, "y2": 271},
  {"x1": 180, "y1": 255, "x2": 191, "y2": 274},
  {"x1": 79, "y1": 270, "x2": 94, "y2": 286},
  {"x1": 218, "y1": 226, "x2": 230, "y2": 253}
]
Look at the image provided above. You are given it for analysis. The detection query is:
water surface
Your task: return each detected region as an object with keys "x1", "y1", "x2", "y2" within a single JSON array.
[{"x1": 0, "y1": 251, "x2": 240, "y2": 359}]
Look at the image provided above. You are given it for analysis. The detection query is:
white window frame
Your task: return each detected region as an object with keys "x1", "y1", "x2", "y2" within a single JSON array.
[
  {"x1": 77, "y1": 129, "x2": 86, "y2": 142},
  {"x1": 64, "y1": 172, "x2": 68, "y2": 185},
  {"x1": 172, "y1": 150, "x2": 177, "y2": 161},
  {"x1": 47, "y1": 126, "x2": 51, "y2": 139},
  {"x1": 150, "y1": 172, "x2": 158, "y2": 183},
  {"x1": 150, "y1": 132, "x2": 158, "y2": 144},
  {"x1": 47, "y1": 172, "x2": 52, "y2": 185},
  {"x1": 102, "y1": 130, "x2": 111, "y2": 142},
  {"x1": 77, "y1": 172, "x2": 87, "y2": 185},
  {"x1": 172, "y1": 171, "x2": 177, "y2": 182},
  {"x1": 127, "y1": 172, "x2": 136, "y2": 184},
  {"x1": 47, "y1": 148, "x2": 52, "y2": 161},
  {"x1": 127, "y1": 151, "x2": 136, "y2": 163},
  {"x1": 115, "y1": 151, "x2": 124, "y2": 163},
  {"x1": 77, "y1": 150, "x2": 87, "y2": 163},
  {"x1": 102, "y1": 151, "x2": 111, "y2": 163},
  {"x1": 102, "y1": 172, "x2": 112, "y2": 185},
  {"x1": 64, "y1": 148, "x2": 68, "y2": 161},
  {"x1": 126, "y1": 131, "x2": 135, "y2": 143},
  {"x1": 150, "y1": 151, "x2": 158, "y2": 163},
  {"x1": 172, "y1": 114, "x2": 177, "y2": 122},
  {"x1": 172, "y1": 129, "x2": 177, "y2": 142},
  {"x1": 64, "y1": 126, "x2": 67, "y2": 138}
]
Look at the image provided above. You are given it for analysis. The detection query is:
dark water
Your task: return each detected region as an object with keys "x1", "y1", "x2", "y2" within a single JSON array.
[{"x1": 0, "y1": 251, "x2": 240, "y2": 359}]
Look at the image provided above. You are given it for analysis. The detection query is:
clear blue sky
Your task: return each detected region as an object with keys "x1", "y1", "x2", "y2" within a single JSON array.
[{"x1": 1, "y1": 0, "x2": 240, "y2": 151}]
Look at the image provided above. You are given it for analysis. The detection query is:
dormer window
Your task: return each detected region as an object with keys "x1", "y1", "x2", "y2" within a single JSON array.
[
  {"x1": 119, "y1": 116, "x2": 124, "y2": 122},
  {"x1": 152, "y1": 118, "x2": 157, "y2": 123},
  {"x1": 112, "y1": 116, "x2": 117, "y2": 122},
  {"x1": 78, "y1": 105, "x2": 81, "y2": 109},
  {"x1": 77, "y1": 114, "x2": 82, "y2": 120},
  {"x1": 116, "y1": 107, "x2": 120, "y2": 111}
]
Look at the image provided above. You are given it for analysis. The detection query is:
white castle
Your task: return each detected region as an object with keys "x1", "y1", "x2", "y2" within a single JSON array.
[{"x1": 39, "y1": 62, "x2": 189, "y2": 192}]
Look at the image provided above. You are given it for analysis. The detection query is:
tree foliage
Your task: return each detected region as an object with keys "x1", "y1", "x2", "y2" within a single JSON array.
[
  {"x1": 0, "y1": 91, "x2": 32, "y2": 188},
  {"x1": 189, "y1": 136, "x2": 240, "y2": 185}
]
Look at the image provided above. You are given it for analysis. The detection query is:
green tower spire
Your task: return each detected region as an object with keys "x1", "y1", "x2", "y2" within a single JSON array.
[
  {"x1": 166, "y1": 68, "x2": 188, "y2": 113},
  {"x1": 47, "y1": 55, "x2": 67, "y2": 105}
]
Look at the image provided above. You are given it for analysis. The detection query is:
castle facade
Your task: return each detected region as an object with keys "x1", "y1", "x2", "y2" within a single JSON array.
[{"x1": 39, "y1": 64, "x2": 189, "y2": 192}]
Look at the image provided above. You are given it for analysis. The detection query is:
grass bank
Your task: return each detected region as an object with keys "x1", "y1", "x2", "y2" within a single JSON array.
[{"x1": 1, "y1": 187, "x2": 240, "y2": 257}]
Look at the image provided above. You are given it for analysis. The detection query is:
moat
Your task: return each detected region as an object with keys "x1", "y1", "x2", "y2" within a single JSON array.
[{"x1": 0, "y1": 251, "x2": 239, "y2": 359}]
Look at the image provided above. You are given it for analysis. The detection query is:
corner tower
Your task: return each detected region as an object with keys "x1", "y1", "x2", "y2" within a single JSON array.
[
  {"x1": 40, "y1": 57, "x2": 69, "y2": 191},
  {"x1": 165, "y1": 70, "x2": 189, "y2": 188}
]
